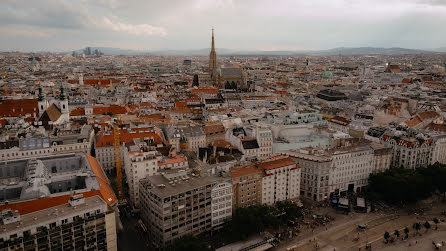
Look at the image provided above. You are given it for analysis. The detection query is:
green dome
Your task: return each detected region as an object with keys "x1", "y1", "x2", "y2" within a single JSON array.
[{"x1": 321, "y1": 71, "x2": 333, "y2": 79}]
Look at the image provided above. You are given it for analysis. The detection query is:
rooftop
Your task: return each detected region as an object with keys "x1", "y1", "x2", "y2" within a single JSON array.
[
  {"x1": 0, "y1": 153, "x2": 116, "y2": 215},
  {"x1": 140, "y1": 173, "x2": 218, "y2": 198}
]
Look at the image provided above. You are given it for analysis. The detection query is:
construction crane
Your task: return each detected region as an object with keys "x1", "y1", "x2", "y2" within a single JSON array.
[
  {"x1": 113, "y1": 116, "x2": 125, "y2": 204},
  {"x1": 1, "y1": 70, "x2": 7, "y2": 95}
]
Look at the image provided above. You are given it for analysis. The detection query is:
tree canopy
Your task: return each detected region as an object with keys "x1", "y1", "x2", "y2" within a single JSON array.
[
  {"x1": 228, "y1": 201, "x2": 302, "y2": 241},
  {"x1": 163, "y1": 234, "x2": 212, "y2": 251},
  {"x1": 367, "y1": 163, "x2": 446, "y2": 204}
]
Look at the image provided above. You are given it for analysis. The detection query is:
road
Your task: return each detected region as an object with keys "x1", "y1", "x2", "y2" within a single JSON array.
[{"x1": 274, "y1": 198, "x2": 446, "y2": 251}]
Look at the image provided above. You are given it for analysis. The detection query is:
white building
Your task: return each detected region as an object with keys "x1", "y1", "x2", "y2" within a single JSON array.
[
  {"x1": 284, "y1": 140, "x2": 378, "y2": 201},
  {"x1": 432, "y1": 135, "x2": 446, "y2": 165},
  {"x1": 259, "y1": 156, "x2": 301, "y2": 205},
  {"x1": 380, "y1": 130, "x2": 433, "y2": 169},
  {"x1": 123, "y1": 149, "x2": 158, "y2": 208},
  {"x1": 256, "y1": 127, "x2": 273, "y2": 160},
  {"x1": 211, "y1": 182, "x2": 232, "y2": 228}
]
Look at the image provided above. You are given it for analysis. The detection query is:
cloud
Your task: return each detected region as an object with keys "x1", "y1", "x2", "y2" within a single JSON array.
[
  {"x1": 0, "y1": 0, "x2": 94, "y2": 29},
  {"x1": 102, "y1": 17, "x2": 167, "y2": 36},
  {"x1": 9, "y1": 29, "x2": 50, "y2": 37}
]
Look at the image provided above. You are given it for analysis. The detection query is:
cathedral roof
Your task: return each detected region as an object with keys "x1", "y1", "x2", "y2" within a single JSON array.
[{"x1": 212, "y1": 67, "x2": 243, "y2": 78}]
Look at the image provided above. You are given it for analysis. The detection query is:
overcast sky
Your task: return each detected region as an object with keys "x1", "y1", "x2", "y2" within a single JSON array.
[{"x1": 1, "y1": 0, "x2": 445, "y2": 52}]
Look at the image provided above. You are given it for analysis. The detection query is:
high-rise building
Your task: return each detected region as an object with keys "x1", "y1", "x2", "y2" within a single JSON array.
[{"x1": 139, "y1": 170, "x2": 232, "y2": 248}]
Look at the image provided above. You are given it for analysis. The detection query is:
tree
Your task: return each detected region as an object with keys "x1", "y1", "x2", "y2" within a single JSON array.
[
  {"x1": 424, "y1": 221, "x2": 431, "y2": 232},
  {"x1": 164, "y1": 234, "x2": 212, "y2": 251},
  {"x1": 384, "y1": 231, "x2": 390, "y2": 243},
  {"x1": 394, "y1": 230, "x2": 400, "y2": 238},
  {"x1": 404, "y1": 227, "x2": 409, "y2": 239},
  {"x1": 413, "y1": 223, "x2": 421, "y2": 236},
  {"x1": 433, "y1": 218, "x2": 440, "y2": 230}
]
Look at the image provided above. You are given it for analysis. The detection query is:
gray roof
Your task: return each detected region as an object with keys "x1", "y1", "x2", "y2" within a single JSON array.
[
  {"x1": 140, "y1": 174, "x2": 219, "y2": 198},
  {"x1": 165, "y1": 125, "x2": 204, "y2": 140},
  {"x1": 221, "y1": 68, "x2": 243, "y2": 78},
  {"x1": 0, "y1": 153, "x2": 100, "y2": 203}
]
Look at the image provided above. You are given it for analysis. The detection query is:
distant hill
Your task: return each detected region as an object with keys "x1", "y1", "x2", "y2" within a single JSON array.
[
  {"x1": 310, "y1": 47, "x2": 432, "y2": 55},
  {"x1": 71, "y1": 46, "x2": 440, "y2": 56},
  {"x1": 434, "y1": 47, "x2": 446, "y2": 52}
]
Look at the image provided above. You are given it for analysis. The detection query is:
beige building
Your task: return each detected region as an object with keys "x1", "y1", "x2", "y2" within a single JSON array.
[
  {"x1": 370, "y1": 143, "x2": 392, "y2": 173},
  {"x1": 229, "y1": 165, "x2": 263, "y2": 211}
]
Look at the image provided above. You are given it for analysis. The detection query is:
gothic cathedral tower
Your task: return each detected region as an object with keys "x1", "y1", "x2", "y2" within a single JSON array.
[{"x1": 209, "y1": 28, "x2": 217, "y2": 73}]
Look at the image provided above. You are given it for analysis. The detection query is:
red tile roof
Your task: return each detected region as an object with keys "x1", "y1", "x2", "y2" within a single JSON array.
[
  {"x1": 70, "y1": 107, "x2": 85, "y2": 116},
  {"x1": 96, "y1": 130, "x2": 164, "y2": 147},
  {"x1": 93, "y1": 105, "x2": 130, "y2": 115},
  {"x1": 0, "y1": 99, "x2": 38, "y2": 117},
  {"x1": 256, "y1": 156, "x2": 296, "y2": 170}
]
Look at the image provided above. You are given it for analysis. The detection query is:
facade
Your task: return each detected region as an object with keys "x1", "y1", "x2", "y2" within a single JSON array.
[
  {"x1": 432, "y1": 135, "x2": 446, "y2": 164},
  {"x1": 370, "y1": 143, "x2": 392, "y2": 173},
  {"x1": 95, "y1": 127, "x2": 164, "y2": 174},
  {"x1": 0, "y1": 125, "x2": 94, "y2": 161},
  {"x1": 259, "y1": 157, "x2": 301, "y2": 205},
  {"x1": 380, "y1": 130, "x2": 433, "y2": 169},
  {"x1": 285, "y1": 140, "x2": 379, "y2": 201},
  {"x1": 256, "y1": 127, "x2": 273, "y2": 160},
  {"x1": 123, "y1": 149, "x2": 158, "y2": 208},
  {"x1": 211, "y1": 182, "x2": 232, "y2": 228},
  {"x1": 0, "y1": 196, "x2": 117, "y2": 251},
  {"x1": 229, "y1": 165, "x2": 263, "y2": 211},
  {"x1": 139, "y1": 172, "x2": 231, "y2": 248}
]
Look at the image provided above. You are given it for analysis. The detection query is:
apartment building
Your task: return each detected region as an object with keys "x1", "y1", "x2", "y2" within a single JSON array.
[
  {"x1": 139, "y1": 171, "x2": 231, "y2": 248},
  {"x1": 285, "y1": 139, "x2": 380, "y2": 201},
  {"x1": 380, "y1": 129, "x2": 433, "y2": 169},
  {"x1": 123, "y1": 148, "x2": 158, "y2": 209},
  {"x1": 95, "y1": 126, "x2": 164, "y2": 174},
  {"x1": 228, "y1": 165, "x2": 263, "y2": 211},
  {"x1": 256, "y1": 127, "x2": 273, "y2": 160},
  {"x1": 432, "y1": 135, "x2": 446, "y2": 164},
  {"x1": 258, "y1": 156, "x2": 301, "y2": 205}
]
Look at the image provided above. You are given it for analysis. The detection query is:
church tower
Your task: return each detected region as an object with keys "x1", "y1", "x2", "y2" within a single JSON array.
[
  {"x1": 37, "y1": 85, "x2": 48, "y2": 116},
  {"x1": 209, "y1": 28, "x2": 217, "y2": 73},
  {"x1": 59, "y1": 85, "x2": 69, "y2": 114}
]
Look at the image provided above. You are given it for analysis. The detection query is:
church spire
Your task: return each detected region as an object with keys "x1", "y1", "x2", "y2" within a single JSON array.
[
  {"x1": 209, "y1": 27, "x2": 217, "y2": 73},
  {"x1": 211, "y1": 28, "x2": 215, "y2": 52}
]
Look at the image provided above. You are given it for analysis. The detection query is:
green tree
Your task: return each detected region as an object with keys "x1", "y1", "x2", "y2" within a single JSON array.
[
  {"x1": 394, "y1": 230, "x2": 400, "y2": 238},
  {"x1": 384, "y1": 231, "x2": 390, "y2": 243},
  {"x1": 404, "y1": 227, "x2": 409, "y2": 239},
  {"x1": 424, "y1": 221, "x2": 431, "y2": 232},
  {"x1": 164, "y1": 234, "x2": 213, "y2": 251},
  {"x1": 433, "y1": 218, "x2": 440, "y2": 230}
]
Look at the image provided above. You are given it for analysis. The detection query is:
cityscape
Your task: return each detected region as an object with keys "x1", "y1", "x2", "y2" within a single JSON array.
[{"x1": 1, "y1": 1, "x2": 446, "y2": 251}]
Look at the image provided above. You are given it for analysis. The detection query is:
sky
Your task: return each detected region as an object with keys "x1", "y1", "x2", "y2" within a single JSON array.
[{"x1": 0, "y1": 0, "x2": 445, "y2": 52}]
